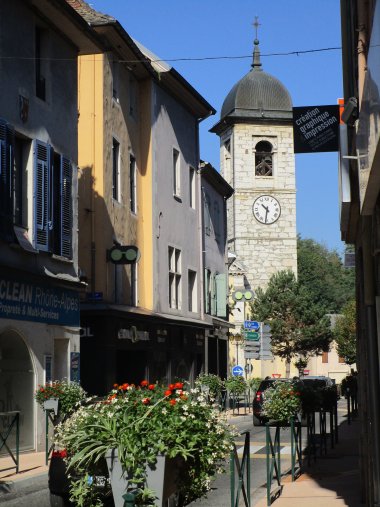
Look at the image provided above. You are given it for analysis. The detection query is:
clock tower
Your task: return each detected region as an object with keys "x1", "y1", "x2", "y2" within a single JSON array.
[{"x1": 210, "y1": 35, "x2": 297, "y2": 293}]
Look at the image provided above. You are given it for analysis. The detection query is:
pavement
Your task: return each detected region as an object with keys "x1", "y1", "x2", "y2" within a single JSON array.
[{"x1": 0, "y1": 404, "x2": 362, "y2": 506}]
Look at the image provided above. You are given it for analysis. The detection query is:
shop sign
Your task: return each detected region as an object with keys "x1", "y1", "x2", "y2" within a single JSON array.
[
  {"x1": 293, "y1": 105, "x2": 340, "y2": 153},
  {"x1": 0, "y1": 274, "x2": 79, "y2": 326}
]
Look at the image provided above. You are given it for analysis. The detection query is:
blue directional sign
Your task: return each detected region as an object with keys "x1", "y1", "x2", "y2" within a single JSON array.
[
  {"x1": 244, "y1": 320, "x2": 260, "y2": 331},
  {"x1": 232, "y1": 365, "x2": 244, "y2": 377}
]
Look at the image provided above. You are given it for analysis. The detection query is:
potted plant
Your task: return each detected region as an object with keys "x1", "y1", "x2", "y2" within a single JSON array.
[
  {"x1": 54, "y1": 380, "x2": 236, "y2": 506},
  {"x1": 35, "y1": 380, "x2": 87, "y2": 421},
  {"x1": 261, "y1": 381, "x2": 301, "y2": 425}
]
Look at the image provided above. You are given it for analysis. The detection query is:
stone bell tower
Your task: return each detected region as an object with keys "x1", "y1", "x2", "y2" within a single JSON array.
[{"x1": 210, "y1": 31, "x2": 297, "y2": 294}]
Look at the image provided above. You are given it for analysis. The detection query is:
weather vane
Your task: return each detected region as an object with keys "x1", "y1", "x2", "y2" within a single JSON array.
[{"x1": 253, "y1": 16, "x2": 261, "y2": 41}]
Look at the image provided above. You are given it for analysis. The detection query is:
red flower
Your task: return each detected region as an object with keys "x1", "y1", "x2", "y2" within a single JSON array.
[
  {"x1": 148, "y1": 384, "x2": 155, "y2": 390},
  {"x1": 140, "y1": 380, "x2": 149, "y2": 387},
  {"x1": 169, "y1": 384, "x2": 175, "y2": 390},
  {"x1": 142, "y1": 398, "x2": 150, "y2": 405},
  {"x1": 174, "y1": 382, "x2": 184, "y2": 389},
  {"x1": 113, "y1": 383, "x2": 119, "y2": 388},
  {"x1": 164, "y1": 390, "x2": 172, "y2": 397},
  {"x1": 121, "y1": 383, "x2": 129, "y2": 391},
  {"x1": 169, "y1": 399, "x2": 177, "y2": 406}
]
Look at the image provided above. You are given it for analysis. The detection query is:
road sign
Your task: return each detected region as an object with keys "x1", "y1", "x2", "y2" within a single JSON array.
[
  {"x1": 245, "y1": 331, "x2": 260, "y2": 341},
  {"x1": 232, "y1": 365, "x2": 244, "y2": 377},
  {"x1": 244, "y1": 320, "x2": 260, "y2": 330},
  {"x1": 244, "y1": 354, "x2": 258, "y2": 359}
]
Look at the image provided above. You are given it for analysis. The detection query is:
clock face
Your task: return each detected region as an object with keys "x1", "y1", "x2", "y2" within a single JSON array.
[{"x1": 252, "y1": 195, "x2": 281, "y2": 224}]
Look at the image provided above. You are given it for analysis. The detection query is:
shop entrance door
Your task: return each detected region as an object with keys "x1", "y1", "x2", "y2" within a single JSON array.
[{"x1": 116, "y1": 350, "x2": 147, "y2": 385}]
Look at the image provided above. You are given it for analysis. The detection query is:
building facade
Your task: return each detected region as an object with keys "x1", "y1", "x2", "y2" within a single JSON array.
[
  {"x1": 340, "y1": 1, "x2": 380, "y2": 504},
  {"x1": 67, "y1": 1, "x2": 221, "y2": 393},
  {"x1": 200, "y1": 161, "x2": 234, "y2": 379},
  {"x1": 0, "y1": 0, "x2": 100, "y2": 452}
]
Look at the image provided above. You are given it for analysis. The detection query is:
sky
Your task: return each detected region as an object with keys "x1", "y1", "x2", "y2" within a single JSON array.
[{"x1": 91, "y1": 0, "x2": 344, "y2": 254}]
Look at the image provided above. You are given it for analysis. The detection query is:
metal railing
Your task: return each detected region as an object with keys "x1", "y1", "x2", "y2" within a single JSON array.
[
  {"x1": 265, "y1": 423, "x2": 282, "y2": 506},
  {"x1": 230, "y1": 430, "x2": 251, "y2": 507},
  {"x1": 0, "y1": 411, "x2": 20, "y2": 473},
  {"x1": 290, "y1": 417, "x2": 302, "y2": 481}
]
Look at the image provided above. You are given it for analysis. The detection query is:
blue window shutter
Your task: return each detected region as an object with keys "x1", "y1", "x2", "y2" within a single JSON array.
[
  {"x1": 60, "y1": 155, "x2": 73, "y2": 258},
  {"x1": 0, "y1": 120, "x2": 15, "y2": 241},
  {"x1": 216, "y1": 273, "x2": 227, "y2": 317},
  {"x1": 34, "y1": 140, "x2": 50, "y2": 251}
]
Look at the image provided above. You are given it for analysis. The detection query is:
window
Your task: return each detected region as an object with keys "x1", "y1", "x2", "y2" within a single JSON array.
[
  {"x1": 223, "y1": 139, "x2": 232, "y2": 183},
  {"x1": 255, "y1": 141, "x2": 273, "y2": 176},
  {"x1": 112, "y1": 57, "x2": 119, "y2": 101},
  {"x1": 204, "y1": 268, "x2": 211, "y2": 314},
  {"x1": 173, "y1": 149, "x2": 180, "y2": 197},
  {"x1": 34, "y1": 140, "x2": 73, "y2": 258},
  {"x1": 322, "y1": 352, "x2": 329, "y2": 363},
  {"x1": 35, "y1": 27, "x2": 46, "y2": 101},
  {"x1": 189, "y1": 167, "x2": 195, "y2": 208},
  {"x1": 130, "y1": 154, "x2": 137, "y2": 213},
  {"x1": 168, "y1": 246, "x2": 181, "y2": 309},
  {"x1": 129, "y1": 77, "x2": 137, "y2": 118},
  {"x1": 14, "y1": 136, "x2": 29, "y2": 227},
  {"x1": 112, "y1": 138, "x2": 120, "y2": 201},
  {"x1": 188, "y1": 270, "x2": 197, "y2": 312},
  {"x1": 213, "y1": 200, "x2": 220, "y2": 240},
  {"x1": 203, "y1": 191, "x2": 211, "y2": 236}
]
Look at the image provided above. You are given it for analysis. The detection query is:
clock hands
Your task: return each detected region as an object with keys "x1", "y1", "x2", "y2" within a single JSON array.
[{"x1": 261, "y1": 203, "x2": 269, "y2": 223}]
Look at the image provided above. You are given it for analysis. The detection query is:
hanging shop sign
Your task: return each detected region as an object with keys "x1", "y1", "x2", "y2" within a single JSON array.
[
  {"x1": 107, "y1": 245, "x2": 140, "y2": 264},
  {"x1": 0, "y1": 274, "x2": 79, "y2": 326},
  {"x1": 293, "y1": 105, "x2": 340, "y2": 153}
]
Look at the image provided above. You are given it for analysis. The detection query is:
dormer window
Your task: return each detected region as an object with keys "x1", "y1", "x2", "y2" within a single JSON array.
[{"x1": 255, "y1": 141, "x2": 273, "y2": 176}]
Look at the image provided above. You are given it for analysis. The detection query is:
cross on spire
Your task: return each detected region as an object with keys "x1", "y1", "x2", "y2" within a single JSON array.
[{"x1": 253, "y1": 16, "x2": 261, "y2": 42}]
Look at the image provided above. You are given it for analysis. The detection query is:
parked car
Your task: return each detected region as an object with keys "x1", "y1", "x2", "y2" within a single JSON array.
[{"x1": 252, "y1": 378, "x2": 292, "y2": 426}]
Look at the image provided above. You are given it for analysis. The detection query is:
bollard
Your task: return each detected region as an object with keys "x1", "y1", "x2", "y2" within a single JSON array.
[{"x1": 123, "y1": 491, "x2": 138, "y2": 507}]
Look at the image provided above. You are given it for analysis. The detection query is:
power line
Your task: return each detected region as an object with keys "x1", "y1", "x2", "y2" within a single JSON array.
[{"x1": 0, "y1": 46, "x2": 342, "y2": 64}]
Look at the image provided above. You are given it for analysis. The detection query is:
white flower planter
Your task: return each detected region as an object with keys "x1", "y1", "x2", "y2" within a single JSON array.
[{"x1": 105, "y1": 449, "x2": 182, "y2": 507}]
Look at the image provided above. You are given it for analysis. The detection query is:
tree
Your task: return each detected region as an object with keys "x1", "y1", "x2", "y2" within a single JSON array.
[
  {"x1": 333, "y1": 299, "x2": 356, "y2": 365},
  {"x1": 297, "y1": 237, "x2": 355, "y2": 313},
  {"x1": 250, "y1": 270, "x2": 332, "y2": 377}
]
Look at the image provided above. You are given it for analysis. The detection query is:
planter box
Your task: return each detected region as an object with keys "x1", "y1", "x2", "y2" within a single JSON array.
[{"x1": 105, "y1": 449, "x2": 183, "y2": 507}]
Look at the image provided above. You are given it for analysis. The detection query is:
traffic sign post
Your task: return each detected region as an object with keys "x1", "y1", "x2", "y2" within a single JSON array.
[{"x1": 232, "y1": 365, "x2": 244, "y2": 377}]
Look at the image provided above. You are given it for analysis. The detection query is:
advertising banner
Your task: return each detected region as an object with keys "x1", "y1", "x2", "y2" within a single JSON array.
[
  {"x1": 0, "y1": 274, "x2": 80, "y2": 326},
  {"x1": 293, "y1": 105, "x2": 340, "y2": 153}
]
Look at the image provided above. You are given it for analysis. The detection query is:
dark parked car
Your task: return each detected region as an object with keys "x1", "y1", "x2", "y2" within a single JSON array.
[{"x1": 252, "y1": 378, "x2": 291, "y2": 426}]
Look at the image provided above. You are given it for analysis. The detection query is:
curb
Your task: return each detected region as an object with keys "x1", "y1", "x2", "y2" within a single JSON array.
[{"x1": 0, "y1": 471, "x2": 48, "y2": 501}]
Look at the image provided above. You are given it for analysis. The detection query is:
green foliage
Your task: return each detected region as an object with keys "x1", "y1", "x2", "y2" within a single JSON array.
[
  {"x1": 196, "y1": 373, "x2": 224, "y2": 398},
  {"x1": 246, "y1": 377, "x2": 262, "y2": 392},
  {"x1": 224, "y1": 376, "x2": 247, "y2": 395},
  {"x1": 35, "y1": 380, "x2": 87, "y2": 418},
  {"x1": 297, "y1": 237, "x2": 355, "y2": 313},
  {"x1": 262, "y1": 381, "x2": 301, "y2": 424},
  {"x1": 55, "y1": 380, "x2": 236, "y2": 506},
  {"x1": 333, "y1": 299, "x2": 357, "y2": 365},
  {"x1": 250, "y1": 270, "x2": 332, "y2": 369}
]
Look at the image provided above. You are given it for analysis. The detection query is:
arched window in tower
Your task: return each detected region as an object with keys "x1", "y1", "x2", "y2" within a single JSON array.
[{"x1": 255, "y1": 141, "x2": 273, "y2": 176}]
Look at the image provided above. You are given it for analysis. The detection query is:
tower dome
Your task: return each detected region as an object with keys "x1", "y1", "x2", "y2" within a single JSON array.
[{"x1": 220, "y1": 39, "x2": 292, "y2": 122}]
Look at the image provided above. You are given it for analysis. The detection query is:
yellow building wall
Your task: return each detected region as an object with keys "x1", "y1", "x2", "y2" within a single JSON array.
[
  {"x1": 137, "y1": 80, "x2": 154, "y2": 310},
  {"x1": 77, "y1": 54, "x2": 104, "y2": 292}
]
